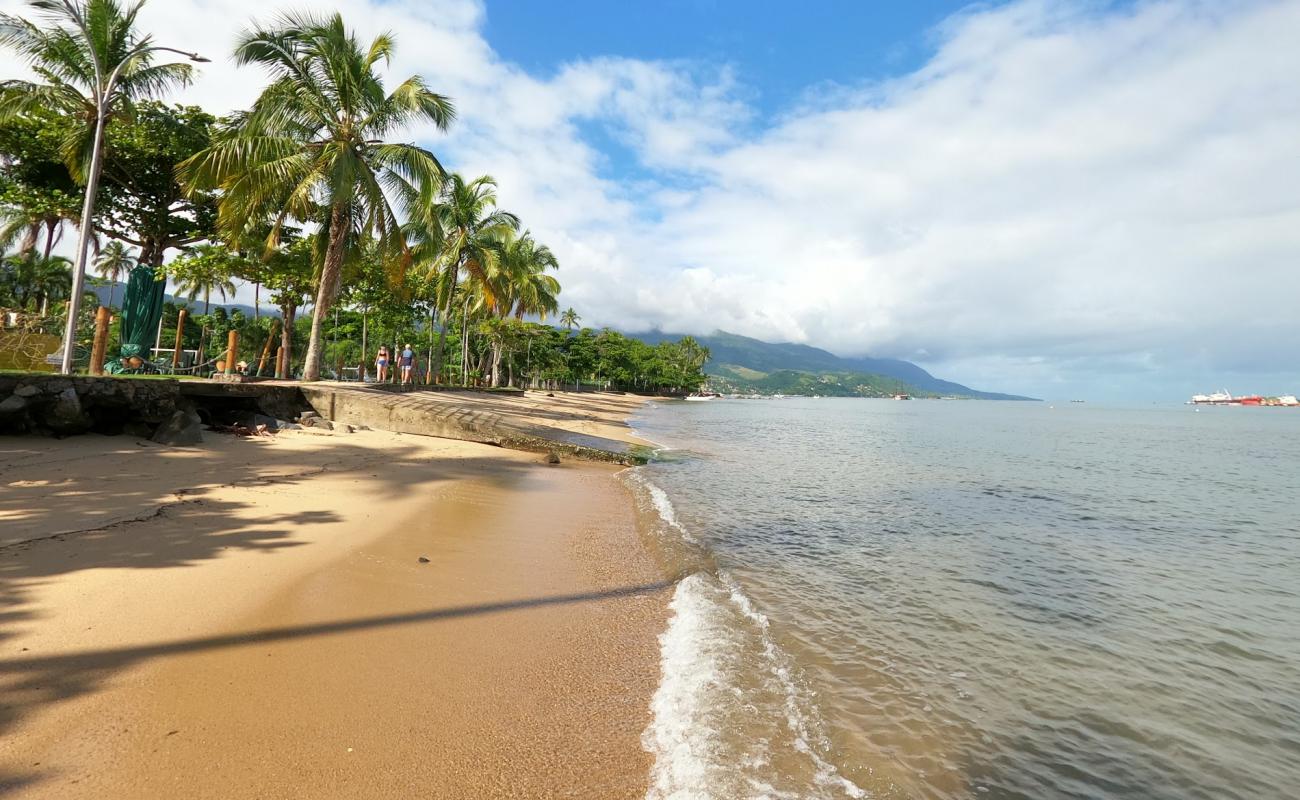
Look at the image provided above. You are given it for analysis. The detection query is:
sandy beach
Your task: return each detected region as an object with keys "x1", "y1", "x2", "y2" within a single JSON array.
[{"x1": 0, "y1": 392, "x2": 668, "y2": 798}]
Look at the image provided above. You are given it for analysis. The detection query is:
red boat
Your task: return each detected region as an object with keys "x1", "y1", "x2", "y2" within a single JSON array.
[{"x1": 1235, "y1": 396, "x2": 1263, "y2": 406}]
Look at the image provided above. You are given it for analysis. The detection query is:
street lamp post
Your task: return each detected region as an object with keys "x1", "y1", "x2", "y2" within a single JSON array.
[{"x1": 56, "y1": 4, "x2": 206, "y2": 373}]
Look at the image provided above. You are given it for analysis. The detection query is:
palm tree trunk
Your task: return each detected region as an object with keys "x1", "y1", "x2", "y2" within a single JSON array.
[
  {"x1": 254, "y1": 282, "x2": 260, "y2": 320},
  {"x1": 42, "y1": 222, "x2": 55, "y2": 263},
  {"x1": 278, "y1": 304, "x2": 295, "y2": 379},
  {"x1": 432, "y1": 300, "x2": 450, "y2": 384},
  {"x1": 302, "y1": 203, "x2": 349, "y2": 381},
  {"x1": 460, "y1": 297, "x2": 470, "y2": 386}
]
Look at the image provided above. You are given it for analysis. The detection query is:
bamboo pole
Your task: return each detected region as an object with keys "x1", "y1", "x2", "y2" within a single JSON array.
[
  {"x1": 89, "y1": 306, "x2": 110, "y2": 375},
  {"x1": 172, "y1": 308, "x2": 187, "y2": 369},
  {"x1": 257, "y1": 320, "x2": 278, "y2": 377},
  {"x1": 225, "y1": 329, "x2": 238, "y2": 375}
]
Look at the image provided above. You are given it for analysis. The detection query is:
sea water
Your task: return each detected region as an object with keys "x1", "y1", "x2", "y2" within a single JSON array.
[{"x1": 624, "y1": 398, "x2": 1300, "y2": 800}]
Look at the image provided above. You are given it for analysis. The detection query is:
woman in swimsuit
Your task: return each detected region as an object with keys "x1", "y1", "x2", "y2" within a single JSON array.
[{"x1": 375, "y1": 346, "x2": 389, "y2": 382}]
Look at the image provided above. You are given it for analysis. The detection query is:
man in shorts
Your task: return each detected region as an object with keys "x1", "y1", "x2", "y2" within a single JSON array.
[{"x1": 400, "y1": 343, "x2": 415, "y2": 385}]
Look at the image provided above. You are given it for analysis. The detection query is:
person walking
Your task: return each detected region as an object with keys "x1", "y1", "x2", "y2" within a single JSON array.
[
  {"x1": 375, "y1": 345, "x2": 390, "y2": 383},
  {"x1": 400, "y1": 343, "x2": 416, "y2": 386}
]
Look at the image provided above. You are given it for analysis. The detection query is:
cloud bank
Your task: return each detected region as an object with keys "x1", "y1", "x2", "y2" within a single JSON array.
[{"x1": 2, "y1": 0, "x2": 1297, "y2": 398}]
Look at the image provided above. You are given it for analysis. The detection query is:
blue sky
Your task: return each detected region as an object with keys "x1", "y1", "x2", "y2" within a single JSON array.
[
  {"x1": 483, "y1": 0, "x2": 978, "y2": 109},
  {"x1": 3, "y1": 0, "x2": 1297, "y2": 402}
]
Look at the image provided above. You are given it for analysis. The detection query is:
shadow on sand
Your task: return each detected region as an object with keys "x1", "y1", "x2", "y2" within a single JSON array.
[{"x1": 0, "y1": 432, "x2": 571, "y2": 787}]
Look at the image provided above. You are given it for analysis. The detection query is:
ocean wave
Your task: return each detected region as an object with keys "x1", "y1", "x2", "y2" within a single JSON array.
[{"x1": 626, "y1": 467, "x2": 865, "y2": 800}]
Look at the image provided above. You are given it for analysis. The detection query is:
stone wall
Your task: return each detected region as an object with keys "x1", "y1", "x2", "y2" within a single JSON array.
[
  {"x1": 0, "y1": 375, "x2": 187, "y2": 437},
  {"x1": 0, "y1": 376, "x2": 310, "y2": 439}
]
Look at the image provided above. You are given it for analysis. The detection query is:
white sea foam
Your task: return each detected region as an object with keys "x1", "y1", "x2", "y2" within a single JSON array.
[
  {"x1": 623, "y1": 469, "x2": 698, "y2": 544},
  {"x1": 642, "y1": 570, "x2": 866, "y2": 799},
  {"x1": 629, "y1": 466, "x2": 866, "y2": 799}
]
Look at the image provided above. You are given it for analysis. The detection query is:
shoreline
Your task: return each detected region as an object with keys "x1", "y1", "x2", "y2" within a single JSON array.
[{"x1": 0, "y1": 392, "x2": 670, "y2": 798}]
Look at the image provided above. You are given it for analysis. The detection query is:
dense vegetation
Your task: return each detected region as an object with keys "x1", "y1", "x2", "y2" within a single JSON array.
[
  {"x1": 0, "y1": 1, "x2": 708, "y2": 393},
  {"x1": 707, "y1": 364, "x2": 932, "y2": 398}
]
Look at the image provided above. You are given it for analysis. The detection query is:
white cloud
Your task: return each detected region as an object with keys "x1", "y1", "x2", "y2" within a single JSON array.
[{"x1": 2, "y1": 0, "x2": 1298, "y2": 398}]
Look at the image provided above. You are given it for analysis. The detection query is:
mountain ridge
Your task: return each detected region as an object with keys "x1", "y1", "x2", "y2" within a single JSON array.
[{"x1": 630, "y1": 330, "x2": 1036, "y2": 400}]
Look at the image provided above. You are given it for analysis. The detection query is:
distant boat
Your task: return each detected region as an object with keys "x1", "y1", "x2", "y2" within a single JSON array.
[
  {"x1": 1070, "y1": 399, "x2": 1086, "y2": 403},
  {"x1": 684, "y1": 392, "x2": 720, "y2": 402},
  {"x1": 892, "y1": 393, "x2": 911, "y2": 400}
]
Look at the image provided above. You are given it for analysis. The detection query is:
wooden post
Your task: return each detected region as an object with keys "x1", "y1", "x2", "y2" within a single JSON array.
[
  {"x1": 89, "y1": 306, "x2": 110, "y2": 375},
  {"x1": 225, "y1": 329, "x2": 238, "y2": 375},
  {"x1": 256, "y1": 320, "x2": 278, "y2": 377},
  {"x1": 172, "y1": 308, "x2": 187, "y2": 369}
]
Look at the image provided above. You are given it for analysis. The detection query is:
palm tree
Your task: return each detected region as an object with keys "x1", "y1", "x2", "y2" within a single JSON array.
[
  {"x1": 0, "y1": 1, "x2": 197, "y2": 176},
  {"x1": 1, "y1": 251, "x2": 72, "y2": 313},
  {"x1": 168, "y1": 244, "x2": 237, "y2": 314},
  {"x1": 498, "y1": 231, "x2": 560, "y2": 321},
  {"x1": 94, "y1": 239, "x2": 134, "y2": 307},
  {"x1": 0, "y1": 204, "x2": 87, "y2": 265},
  {"x1": 178, "y1": 11, "x2": 454, "y2": 381},
  {"x1": 560, "y1": 307, "x2": 580, "y2": 331},
  {"x1": 408, "y1": 174, "x2": 517, "y2": 383},
  {"x1": 30, "y1": 254, "x2": 73, "y2": 315}
]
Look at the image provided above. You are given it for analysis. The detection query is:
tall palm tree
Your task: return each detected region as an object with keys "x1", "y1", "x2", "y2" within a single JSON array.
[
  {"x1": 0, "y1": 204, "x2": 86, "y2": 265},
  {"x1": 408, "y1": 173, "x2": 517, "y2": 383},
  {"x1": 496, "y1": 231, "x2": 560, "y2": 321},
  {"x1": 0, "y1": 0, "x2": 199, "y2": 372},
  {"x1": 178, "y1": 11, "x2": 454, "y2": 381},
  {"x1": 560, "y1": 307, "x2": 580, "y2": 331},
  {"x1": 94, "y1": 239, "x2": 134, "y2": 307}
]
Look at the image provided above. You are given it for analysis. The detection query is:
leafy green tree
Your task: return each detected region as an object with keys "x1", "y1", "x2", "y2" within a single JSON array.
[
  {"x1": 263, "y1": 237, "x2": 316, "y2": 379},
  {"x1": 97, "y1": 101, "x2": 217, "y2": 267},
  {"x1": 560, "y1": 307, "x2": 580, "y2": 331},
  {"x1": 178, "y1": 11, "x2": 454, "y2": 381},
  {"x1": 93, "y1": 239, "x2": 134, "y2": 307}
]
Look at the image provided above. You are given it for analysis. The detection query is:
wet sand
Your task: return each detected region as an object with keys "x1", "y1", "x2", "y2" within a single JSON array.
[{"x1": 0, "y1": 394, "x2": 668, "y2": 798}]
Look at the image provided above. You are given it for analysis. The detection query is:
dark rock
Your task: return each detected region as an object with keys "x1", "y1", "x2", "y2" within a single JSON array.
[
  {"x1": 13, "y1": 384, "x2": 40, "y2": 398},
  {"x1": 545, "y1": 451, "x2": 562, "y2": 465},
  {"x1": 0, "y1": 395, "x2": 28, "y2": 415},
  {"x1": 150, "y1": 409, "x2": 203, "y2": 446},
  {"x1": 418, "y1": 556, "x2": 430, "y2": 563},
  {"x1": 47, "y1": 387, "x2": 90, "y2": 434}
]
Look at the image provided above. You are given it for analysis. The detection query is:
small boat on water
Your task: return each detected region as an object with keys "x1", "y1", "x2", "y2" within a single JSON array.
[
  {"x1": 684, "y1": 392, "x2": 720, "y2": 402},
  {"x1": 892, "y1": 393, "x2": 911, "y2": 400}
]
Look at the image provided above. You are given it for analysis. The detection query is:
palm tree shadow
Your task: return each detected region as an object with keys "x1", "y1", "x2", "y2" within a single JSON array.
[{"x1": 0, "y1": 580, "x2": 675, "y2": 793}]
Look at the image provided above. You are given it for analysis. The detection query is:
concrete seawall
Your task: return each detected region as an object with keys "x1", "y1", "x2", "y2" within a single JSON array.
[
  {"x1": 298, "y1": 384, "x2": 647, "y2": 464},
  {"x1": 1, "y1": 375, "x2": 646, "y2": 464}
]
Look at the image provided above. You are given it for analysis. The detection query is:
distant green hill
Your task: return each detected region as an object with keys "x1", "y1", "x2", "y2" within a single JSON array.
[
  {"x1": 631, "y1": 330, "x2": 1036, "y2": 400},
  {"x1": 709, "y1": 366, "x2": 926, "y2": 398}
]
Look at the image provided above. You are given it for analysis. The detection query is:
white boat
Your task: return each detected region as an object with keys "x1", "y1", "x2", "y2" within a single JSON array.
[
  {"x1": 684, "y1": 392, "x2": 719, "y2": 402},
  {"x1": 1188, "y1": 390, "x2": 1233, "y2": 405}
]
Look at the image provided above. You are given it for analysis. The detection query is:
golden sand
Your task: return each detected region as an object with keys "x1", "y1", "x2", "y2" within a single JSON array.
[{"x1": 0, "y1": 392, "x2": 667, "y2": 798}]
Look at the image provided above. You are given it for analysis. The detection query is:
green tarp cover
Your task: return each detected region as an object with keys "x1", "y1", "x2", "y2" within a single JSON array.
[{"x1": 120, "y1": 264, "x2": 165, "y2": 353}]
